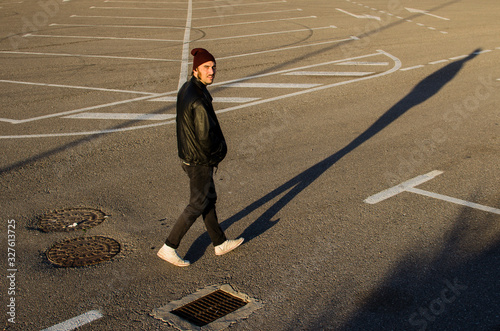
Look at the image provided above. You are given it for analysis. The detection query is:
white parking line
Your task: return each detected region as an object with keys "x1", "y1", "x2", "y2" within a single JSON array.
[
  {"x1": 196, "y1": 8, "x2": 303, "y2": 20},
  {"x1": 364, "y1": 170, "x2": 443, "y2": 204},
  {"x1": 219, "y1": 36, "x2": 358, "y2": 60},
  {"x1": 337, "y1": 61, "x2": 389, "y2": 66},
  {"x1": 365, "y1": 171, "x2": 500, "y2": 215},
  {"x1": 64, "y1": 113, "x2": 176, "y2": 121},
  {"x1": 196, "y1": 16, "x2": 316, "y2": 29},
  {"x1": 284, "y1": 71, "x2": 374, "y2": 77},
  {"x1": 222, "y1": 82, "x2": 322, "y2": 89},
  {"x1": 196, "y1": 0, "x2": 286, "y2": 10},
  {"x1": 202, "y1": 26, "x2": 336, "y2": 42},
  {"x1": 49, "y1": 23, "x2": 186, "y2": 30},
  {"x1": 178, "y1": 0, "x2": 192, "y2": 90},
  {"x1": 149, "y1": 96, "x2": 261, "y2": 103},
  {"x1": 41, "y1": 310, "x2": 103, "y2": 331},
  {"x1": 0, "y1": 51, "x2": 178, "y2": 62},
  {"x1": 23, "y1": 33, "x2": 182, "y2": 42},
  {"x1": 0, "y1": 80, "x2": 155, "y2": 95}
]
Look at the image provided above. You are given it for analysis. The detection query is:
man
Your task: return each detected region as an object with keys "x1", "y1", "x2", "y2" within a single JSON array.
[{"x1": 157, "y1": 48, "x2": 244, "y2": 267}]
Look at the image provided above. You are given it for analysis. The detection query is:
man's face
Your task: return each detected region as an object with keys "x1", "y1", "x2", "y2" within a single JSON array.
[{"x1": 194, "y1": 61, "x2": 216, "y2": 85}]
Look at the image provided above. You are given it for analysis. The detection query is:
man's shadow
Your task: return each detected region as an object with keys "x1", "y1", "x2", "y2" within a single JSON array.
[{"x1": 185, "y1": 49, "x2": 480, "y2": 262}]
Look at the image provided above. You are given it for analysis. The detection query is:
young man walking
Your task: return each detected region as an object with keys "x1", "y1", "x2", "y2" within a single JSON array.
[{"x1": 157, "y1": 48, "x2": 244, "y2": 267}]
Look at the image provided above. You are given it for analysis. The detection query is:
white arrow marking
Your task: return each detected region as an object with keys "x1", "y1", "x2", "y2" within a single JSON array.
[
  {"x1": 405, "y1": 7, "x2": 450, "y2": 21},
  {"x1": 336, "y1": 8, "x2": 380, "y2": 21}
]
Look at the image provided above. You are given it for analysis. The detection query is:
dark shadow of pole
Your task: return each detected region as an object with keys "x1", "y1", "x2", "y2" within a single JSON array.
[{"x1": 185, "y1": 49, "x2": 480, "y2": 261}]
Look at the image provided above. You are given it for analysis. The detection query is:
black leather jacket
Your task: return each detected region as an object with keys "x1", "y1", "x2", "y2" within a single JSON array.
[{"x1": 176, "y1": 76, "x2": 227, "y2": 166}]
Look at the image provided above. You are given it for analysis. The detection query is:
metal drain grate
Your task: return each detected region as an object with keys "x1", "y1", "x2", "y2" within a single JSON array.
[
  {"x1": 38, "y1": 207, "x2": 107, "y2": 232},
  {"x1": 46, "y1": 236, "x2": 120, "y2": 267},
  {"x1": 171, "y1": 289, "x2": 248, "y2": 327}
]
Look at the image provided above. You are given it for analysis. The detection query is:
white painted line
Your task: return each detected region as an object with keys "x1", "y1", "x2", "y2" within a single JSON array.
[
  {"x1": 202, "y1": 26, "x2": 336, "y2": 42},
  {"x1": 178, "y1": 0, "x2": 192, "y2": 90},
  {"x1": 70, "y1": 14, "x2": 185, "y2": 20},
  {"x1": 195, "y1": 8, "x2": 304, "y2": 20},
  {"x1": 24, "y1": 33, "x2": 182, "y2": 42},
  {"x1": 407, "y1": 188, "x2": 500, "y2": 215},
  {"x1": 429, "y1": 59, "x2": 449, "y2": 65},
  {"x1": 474, "y1": 49, "x2": 492, "y2": 54},
  {"x1": 405, "y1": 7, "x2": 450, "y2": 21},
  {"x1": 0, "y1": 92, "x2": 166, "y2": 124},
  {"x1": 90, "y1": 6, "x2": 183, "y2": 10},
  {"x1": 449, "y1": 55, "x2": 468, "y2": 60},
  {"x1": 284, "y1": 71, "x2": 374, "y2": 77},
  {"x1": 364, "y1": 170, "x2": 443, "y2": 204},
  {"x1": 49, "y1": 23, "x2": 185, "y2": 30},
  {"x1": 196, "y1": 0, "x2": 286, "y2": 10},
  {"x1": 149, "y1": 96, "x2": 261, "y2": 103},
  {"x1": 336, "y1": 61, "x2": 389, "y2": 66},
  {"x1": 196, "y1": 16, "x2": 316, "y2": 29},
  {"x1": 64, "y1": 113, "x2": 175, "y2": 121},
  {"x1": 336, "y1": 8, "x2": 380, "y2": 20},
  {"x1": 219, "y1": 36, "x2": 357, "y2": 60},
  {"x1": 0, "y1": 50, "x2": 178, "y2": 62},
  {"x1": 41, "y1": 310, "x2": 103, "y2": 331},
  {"x1": 400, "y1": 65, "x2": 425, "y2": 71},
  {"x1": 0, "y1": 79, "x2": 155, "y2": 95},
  {"x1": 222, "y1": 82, "x2": 322, "y2": 89},
  {"x1": 216, "y1": 50, "x2": 401, "y2": 116},
  {"x1": 1, "y1": 50, "x2": 400, "y2": 137}
]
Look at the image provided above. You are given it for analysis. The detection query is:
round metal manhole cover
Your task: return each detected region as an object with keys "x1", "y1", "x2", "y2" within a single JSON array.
[
  {"x1": 38, "y1": 208, "x2": 107, "y2": 232},
  {"x1": 46, "y1": 236, "x2": 121, "y2": 267}
]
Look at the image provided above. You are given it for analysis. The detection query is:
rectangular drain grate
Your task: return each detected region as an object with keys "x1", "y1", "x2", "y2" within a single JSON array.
[{"x1": 171, "y1": 289, "x2": 248, "y2": 327}]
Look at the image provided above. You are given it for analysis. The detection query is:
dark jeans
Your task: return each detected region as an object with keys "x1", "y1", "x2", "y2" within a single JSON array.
[{"x1": 165, "y1": 163, "x2": 226, "y2": 249}]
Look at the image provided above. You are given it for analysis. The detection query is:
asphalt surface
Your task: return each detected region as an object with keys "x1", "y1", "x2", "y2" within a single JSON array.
[{"x1": 1, "y1": 0, "x2": 499, "y2": 330}]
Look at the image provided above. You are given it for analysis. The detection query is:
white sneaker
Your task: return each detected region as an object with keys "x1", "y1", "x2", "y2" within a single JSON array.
[
  {"x1": 157, "y1": 244, "x2": 190, "y2": 267},
  {"x1": 215, "y1": 238, "x2": 244, "y2": 256}
]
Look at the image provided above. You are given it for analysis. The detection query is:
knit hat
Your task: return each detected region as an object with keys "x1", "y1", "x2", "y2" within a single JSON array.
[{"x1": 191, "y1": 48, "x2": 216, "y2": 71}]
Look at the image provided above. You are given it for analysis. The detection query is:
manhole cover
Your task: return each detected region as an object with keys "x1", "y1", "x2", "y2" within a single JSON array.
[
  {"x1": 46, "y1": 236, "x2": 121, "y2": 267},
  {"x1": 38, "y1": 208, "x2": 107, "y2": 232},
  {"x1": 171, "y1": 289, "x2": 248, "y2": 327}
]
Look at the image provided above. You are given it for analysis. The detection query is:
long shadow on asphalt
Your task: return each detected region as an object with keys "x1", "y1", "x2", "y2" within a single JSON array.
[
  {"x1": 297, "y1": 206, "x2": 500, "y2": 330},
  {"x1": 185, "y1": 49, "x2": 479, "y2": 262}
]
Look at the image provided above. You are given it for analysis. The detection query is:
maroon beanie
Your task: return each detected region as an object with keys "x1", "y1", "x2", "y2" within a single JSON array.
[{"x1": 191, "y1": 48, "x2": 215, "y2": 71}]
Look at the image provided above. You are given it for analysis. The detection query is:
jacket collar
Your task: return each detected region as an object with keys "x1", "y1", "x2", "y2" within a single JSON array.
[{"x1": 191, "y1": 76, "x2": 212, "y2": 101}]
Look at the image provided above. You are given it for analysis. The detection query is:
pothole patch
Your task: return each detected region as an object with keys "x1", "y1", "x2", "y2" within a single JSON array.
[
  {"x1": 46, "y1": 236, "x2": 121, "y2": 267},
  {"x1": 37, "y1": 207, "x2": 107, "y2": 232},
  {"x1": 152, "y1": 284, "x2": 263, "y2": 330}
]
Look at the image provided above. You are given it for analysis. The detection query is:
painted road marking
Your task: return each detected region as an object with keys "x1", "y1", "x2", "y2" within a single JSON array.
[
  {"x1": 0, "y1": 50, "x2": 400, "y2": 138},
  {"x1": 405, "y1": 7, "x2": 450, "y2": 21},
  {"x1": 23, "y1": 33, "x2": 182, "y2": 42},
  {"x1": 49, "y1": 23, "x2": 186, "y2": 30},
  {"x1": 364, "y1": 170, "x2": 443, "y2": 204},
  {"x1": 336, "y1": 8, "x2": 381, "y2": 21},
  {"x1": 337, "y1": 61, "x2": 389, "y2": 66},
  {"x1": 222, "y1": 83, "x2": 322, "y2": 89},
  {"x1": 197, "y1": 16, "x2": 317, "y2": 29},
  {"x1": 218, "y1": 36, "x2": 358, "y2": 60},
  {"x1": 64, "y1": 113, "x2": 176, "y2": 121},
  {"x1": 345, "y1": 0, "x2": 447, "y2": 35},
  {"x1": 400, "y1": 65, "x2": 425, "y2": 72},
  {"x1": 284, "y1": 71, "x2": 374, "y2": 77},
  {"x1": 149, "y1": 96, "x2": 261, "y2": 103},
  {"x1": 0, "y1": 80, "x2": 155, "y2": 95},
  {"x1": 0, "y1": 50, "x2": 178, "y2": 62},
  {"x1": 365, "y1": 171, "x2": 500, "y2": 215},
  {"x1": 41, "y1": 310, "x2": 103, "y2": 331},
  {"x1": 178, "y1": 0, "x2": 192, "y2": 89},
  {"x1": 202, "y1": 26, "x2": 336, "y2": 42}
]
